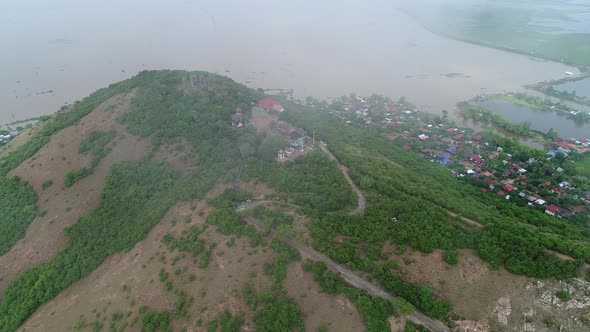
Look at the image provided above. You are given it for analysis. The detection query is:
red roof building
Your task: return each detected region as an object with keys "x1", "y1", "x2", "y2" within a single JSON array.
[
  {"x1": 258, "y1": 98, "x2": 284, "y2": 112},
  {"x1": 467, "y1": 153, "x2": 484, "y2": 165},
  {"x1": 472, "y1": 135, "x2": 482, "y2": 141},
  {"x1": 503, "y1": 185, "x2": 516, "y2": 192},
  {"x1": 545, "y1": 204, "x2": 560, "y2": 216}
]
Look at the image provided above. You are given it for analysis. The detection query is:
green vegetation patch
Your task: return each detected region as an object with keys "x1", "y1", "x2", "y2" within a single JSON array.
[
  {"x1": 0, "y1": 177, "x2": 37, "y2": 255},
  {"x1": 162, "y1": 225, "x2": 207, "y2": 257},
  {"x1": 63, "y1": 130, "x2": 117, "y2": 188},
  {"x1": 245, "y1": 206, "x2": 293, "y2": 233},
  {"x1": 64, "y1": 167, "x2": 92, "y2": 187},
  {"x1": 139, "y1": 307, "x2": 171, "y2": 332},
  {"x1": 79, "y1": 129, "x2": 117, "y2": 168},
  {"x1": 254, "y1": 294, "x2": 304, "y2": 332},
  {"x1": 246, "y1": 151, "x2": 355, "y2": 216}
]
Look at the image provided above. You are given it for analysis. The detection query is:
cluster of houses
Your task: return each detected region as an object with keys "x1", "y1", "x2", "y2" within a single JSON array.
[
  {"x1": 329, "y1": 94, "x2": 589, "y2": 221},
  {"x1": 550, "y1": 137, "x2": 590, "y2": 154}
]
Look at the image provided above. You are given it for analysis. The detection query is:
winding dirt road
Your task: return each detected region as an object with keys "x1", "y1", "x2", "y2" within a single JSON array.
[
  {"x1": 319, "y1": 144, "x2": 366, "y2": 215},
  {"x1": 237, "y1": 211, "x2": 450, "y2": 332}
]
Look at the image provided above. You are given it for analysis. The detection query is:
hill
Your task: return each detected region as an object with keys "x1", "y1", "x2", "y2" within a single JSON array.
[{"x1": 0, "y1": 70, "x2": 589, "y2": 331}]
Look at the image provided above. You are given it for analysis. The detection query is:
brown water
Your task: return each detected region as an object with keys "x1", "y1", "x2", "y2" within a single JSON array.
[{"x1": 0, "y1": 0, "x2": 578, "y2": 124}]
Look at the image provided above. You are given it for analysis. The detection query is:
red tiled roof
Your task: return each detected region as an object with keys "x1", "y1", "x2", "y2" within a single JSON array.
[
  {"x1": 258, "y1": 98, "x2": 284, "y2": 112},
  {"x1": 497, "y1": 190, "x2": 505, "y2": 196},
  {"x1": 503, "y1": 185, "x2": 515, "y2": 192},
  {"x1": 546, "y1": 205, "x2": 559, "y2": 213}
]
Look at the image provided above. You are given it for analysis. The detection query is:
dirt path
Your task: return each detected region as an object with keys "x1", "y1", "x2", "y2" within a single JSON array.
[
  {"x1": 320, "y1": 144, "x2": 366, "y2": 215},
  {"x1": 238, "y1": 212, "x2": 450, "y2": 332},
  {"x1": 447, "y1": 211, "x2": 484, "y2": 228}
]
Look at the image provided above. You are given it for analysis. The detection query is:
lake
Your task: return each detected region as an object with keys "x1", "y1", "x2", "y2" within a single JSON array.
[
  {"x1": 0, "y1": 0, "x2": 578, "y2": 124},
  {"x1": 475, "y1": 98, "x2": 590, "y2": 139}
]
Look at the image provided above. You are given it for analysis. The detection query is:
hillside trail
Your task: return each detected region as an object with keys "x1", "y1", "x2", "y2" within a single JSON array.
[
  {"x1": 236, "y1": 211, "x2": 450, "y2": 332},
  {"x1": 319, "y1": 143, "x2": 366, "y2": 215}
]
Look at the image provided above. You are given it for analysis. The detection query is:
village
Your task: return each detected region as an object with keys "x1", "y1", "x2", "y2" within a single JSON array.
[
  {"x1": 0, "y1": 117, "x2": 45, "y2": 147},
  {"x1": 322, "y1": 94, "x2": 590, "y2": 222}
]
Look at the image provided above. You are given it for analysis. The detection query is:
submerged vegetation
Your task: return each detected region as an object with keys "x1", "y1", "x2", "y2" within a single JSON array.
[{"x1": 458, "y1": 102, "x2": 535, "y2": 137}]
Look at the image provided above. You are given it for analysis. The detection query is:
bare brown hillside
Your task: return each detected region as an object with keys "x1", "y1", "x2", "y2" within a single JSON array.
[
  {"x1": 18, "y1": 182, "x2": 366, "y2": 332},
  {"x1": 0, "y1": 92, "x2": 150, "y2": 293}
]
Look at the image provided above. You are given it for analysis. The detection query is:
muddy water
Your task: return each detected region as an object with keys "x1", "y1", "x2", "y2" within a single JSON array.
[
  {"x1": 476, "y1": 99, "x2": 590, "y2": 139},
  {"x1": 553, "y1": 78, "x2": 590, "y2": 100},
  {"x1": 0, "y1": 0, "x2": 578, "y2": 124}
]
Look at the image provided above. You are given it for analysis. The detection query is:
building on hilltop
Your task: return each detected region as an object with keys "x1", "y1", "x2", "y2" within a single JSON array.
[{"x1": 258, "y1": 98, "x2": 284, "y2": 113}]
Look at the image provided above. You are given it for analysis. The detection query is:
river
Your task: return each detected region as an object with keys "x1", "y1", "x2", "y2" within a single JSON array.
[{"x1": 0, "y1": 0, "x2": 579, "y2": 124}]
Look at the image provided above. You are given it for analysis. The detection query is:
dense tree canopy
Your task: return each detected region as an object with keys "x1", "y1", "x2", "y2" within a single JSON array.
[{"x1": 0, "y1": 177, "x2": 37, "y2": 255}]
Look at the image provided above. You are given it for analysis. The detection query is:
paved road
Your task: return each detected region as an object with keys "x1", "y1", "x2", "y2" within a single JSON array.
[
  {"x1": 238, "y1": 212, "x2": 450, "y2": 332},
  {"x1": 319, "y1": 144, "x2": 366, "y2": 215}
]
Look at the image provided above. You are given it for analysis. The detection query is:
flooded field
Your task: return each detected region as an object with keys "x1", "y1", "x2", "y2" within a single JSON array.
[
  {"x1": 0, "y1": 0, "x2": 577, "y2": 124},
  {"x1": 553, "y1": 77, "x2": 590, "y2": 100},
  {"x1": 475, "y1": 98, "x2": 590, "y2": 139}
]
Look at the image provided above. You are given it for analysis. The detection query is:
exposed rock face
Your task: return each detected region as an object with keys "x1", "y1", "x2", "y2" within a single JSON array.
[
  {"x1": 495, "y1": 295, "x2": 512, "y2": 325},
  {"x1": 454, "y1": 319, "x2": 490, "y2": 332}
]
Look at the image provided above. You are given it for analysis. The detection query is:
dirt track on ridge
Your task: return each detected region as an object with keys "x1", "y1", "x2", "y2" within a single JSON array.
[{"x1": 319, "y1": 144, "x2": 366, "y2": 215}]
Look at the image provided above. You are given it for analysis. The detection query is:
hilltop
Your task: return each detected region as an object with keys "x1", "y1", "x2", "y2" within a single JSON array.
[{"x1": 0, "y1": 70, "x2": 589, "y2": 332}]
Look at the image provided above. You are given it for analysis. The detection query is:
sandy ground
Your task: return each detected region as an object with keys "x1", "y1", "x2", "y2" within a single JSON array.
[
  {"x1": 0, "y1": 92, "x2": 150, "y2": 293},
  {"x1": 383, "y1": 245, "x2": 528, "y2": 321},
  {"x1": 250, "y1": 109, "x2": 275, "y2": 133},
  {"x1": 378, "y1": 244, "x2": 590, "y2": 331},
  {"x1": 18, "y1": 194, "x2": 275, "y2": 331},
  {"x1": 284, "y1": 263, "x2": 365, "y2": 332}
]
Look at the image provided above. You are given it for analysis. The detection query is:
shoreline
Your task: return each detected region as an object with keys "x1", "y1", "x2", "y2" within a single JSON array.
[{"x1": 396, "y1": 7, "x2": 590, "y2": 73}]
